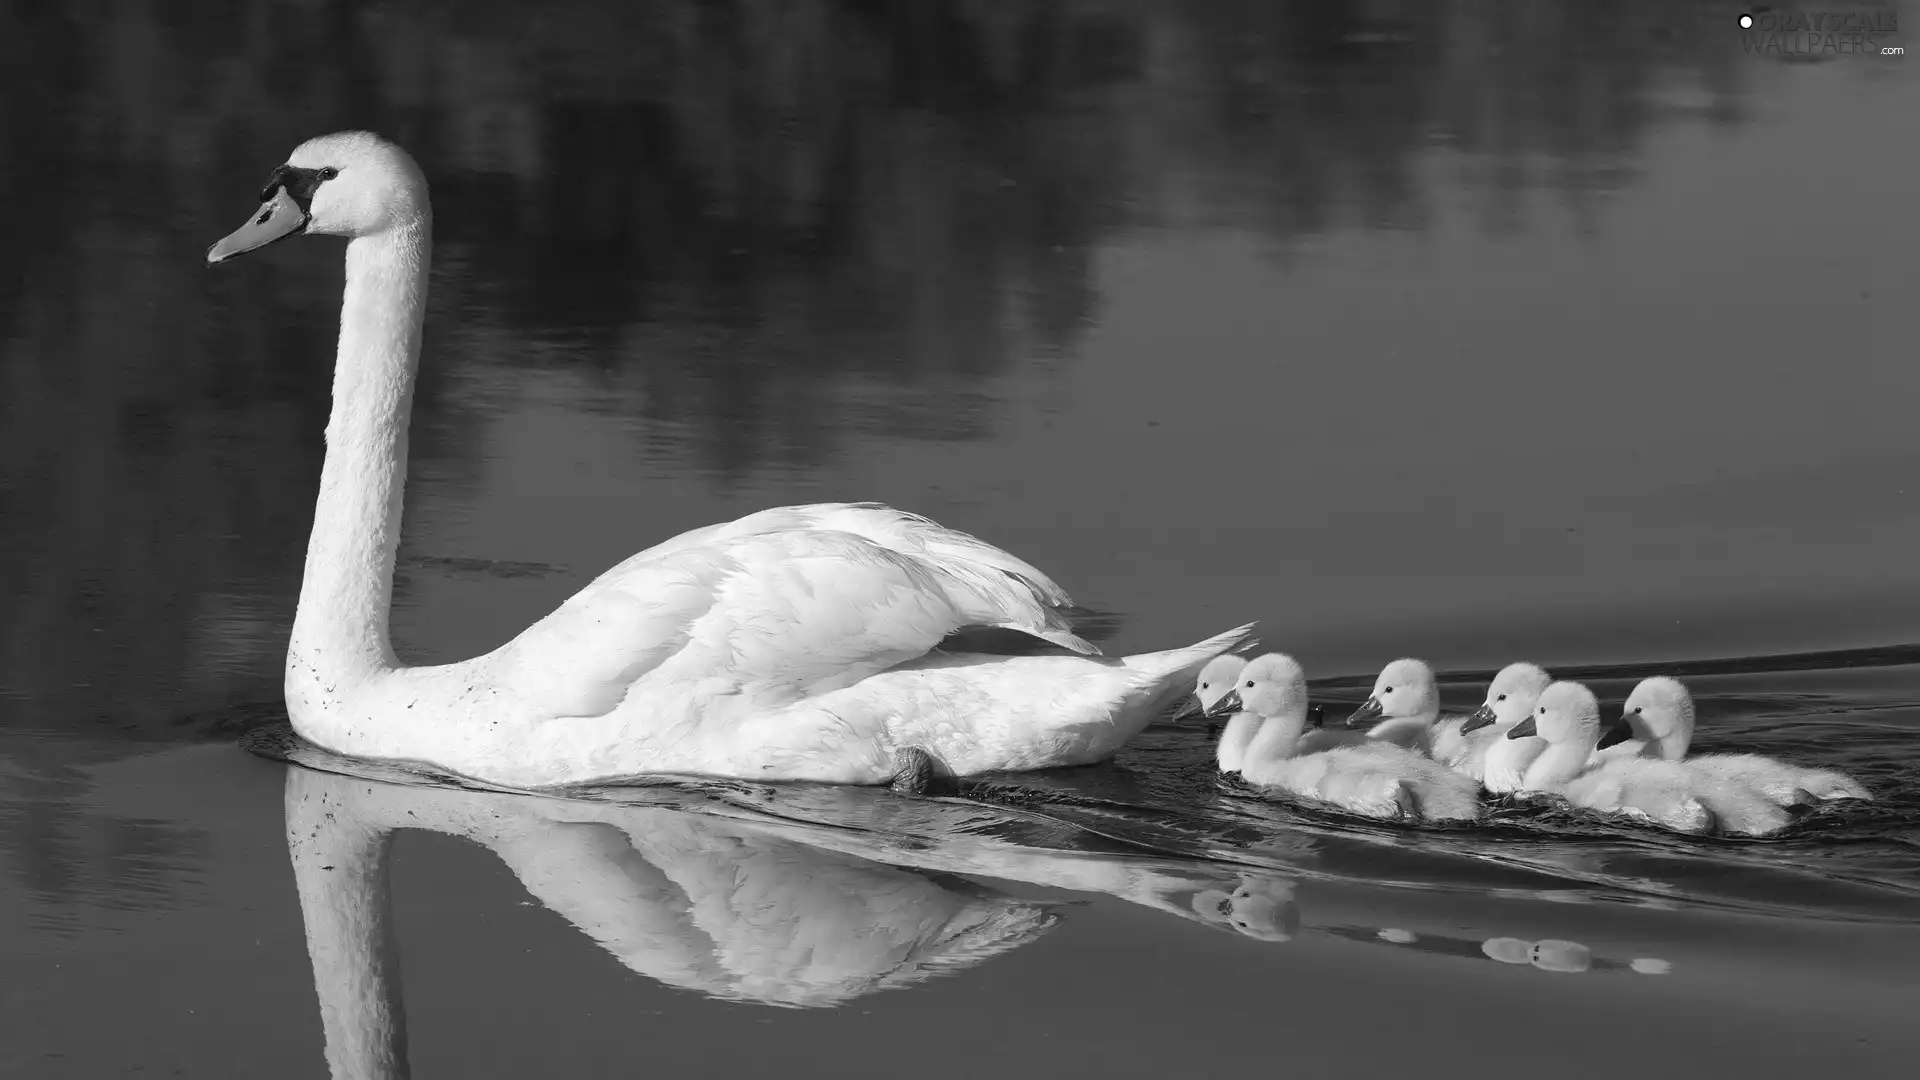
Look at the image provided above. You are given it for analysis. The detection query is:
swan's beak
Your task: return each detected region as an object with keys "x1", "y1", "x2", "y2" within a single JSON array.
[
  {"x1": 1204, "y1": 688, "x2": 1244, "y2": 718},
  {"x1": 1345, "y1": 697, "x2": 1384, "y2": 728},
  {"x1": 1459, "y1": 704, "x2": 1498, "y2": 734},
  {"x1": 1506, "y1": 717, "x2": 1539, "y2": 740},
  {"x1": 208, "y1": 187, "x2": 308, "y2": 265},
  {"x1": 1595, "y1": 715, "x2": 1634, "y2": 750}
]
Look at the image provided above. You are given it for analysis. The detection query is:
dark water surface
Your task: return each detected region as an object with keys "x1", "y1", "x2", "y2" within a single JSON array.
[{"x1": 3, "y1": 1, "x2": 1917, "y2": 1076}]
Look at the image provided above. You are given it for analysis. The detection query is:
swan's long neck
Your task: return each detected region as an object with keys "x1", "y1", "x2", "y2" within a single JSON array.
[{"x1": 288, "y1": 222, "x2": 429, "y2": 702}]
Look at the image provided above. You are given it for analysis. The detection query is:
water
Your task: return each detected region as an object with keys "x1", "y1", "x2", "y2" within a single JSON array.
[{"x1": 2, "y1": 1, "x2": 1917, "y2": 1076}]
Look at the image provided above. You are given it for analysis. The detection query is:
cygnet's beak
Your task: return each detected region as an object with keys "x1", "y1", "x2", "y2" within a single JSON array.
[
  {"x1": 1204, "y1": 688, "x2": 1245, "y2": 718},
  {"x1": 1169, "y1": 695, "x2": 1206, "y2": 722},
  {"x1": 1595, "y1": 714, "x2": 1634, "y2": 749},
  {"x1": 1506, "y1": 716, "x2": 1539, "y2": 740},
  {"x1": 1307, "y1": 704, "x2": 1326, "y2": 730},
  {"x1": 208, "y1": 186, "x2": 309, "y2": 265},
  {"x1": 1459, "y1": 704, "x2": 1498, "y2": 734},
  {"x1": 1345, "y1": 696, "x2": 1384, "y2": 728}
]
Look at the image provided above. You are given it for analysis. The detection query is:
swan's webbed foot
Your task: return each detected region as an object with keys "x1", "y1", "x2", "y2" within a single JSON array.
[{"x1": 889, "y1": 746, "x2": 938, "y2": 796}]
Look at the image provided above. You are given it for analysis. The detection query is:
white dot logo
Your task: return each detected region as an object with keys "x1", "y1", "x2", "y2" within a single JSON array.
[{"x1": 1739, "y1": 14, "x2": 1754, "y2": 28}]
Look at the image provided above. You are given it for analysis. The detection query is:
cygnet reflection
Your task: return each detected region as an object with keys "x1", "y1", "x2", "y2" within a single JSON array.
[
  {"x1": 1190, "y1": 874, "x2": 1304, "y2": 942},
  {"x1": 1320, "y1": 923, "x2": 1671, "y2": 976}
]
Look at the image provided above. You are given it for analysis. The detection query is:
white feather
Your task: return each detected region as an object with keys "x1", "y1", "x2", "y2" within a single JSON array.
[{"x1": 226, "y1": 131, "x2": 1255, "y2": 788}]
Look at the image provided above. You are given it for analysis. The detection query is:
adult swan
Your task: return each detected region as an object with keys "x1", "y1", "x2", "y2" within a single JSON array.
[{"x1": 207, "y1": 131, "x2": 1255, "y2": 791}]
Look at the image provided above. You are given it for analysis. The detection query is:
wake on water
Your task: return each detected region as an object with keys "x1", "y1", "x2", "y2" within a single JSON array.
[{"x1": 242, "y1": 644, "x2": 1920, "y2": 929}]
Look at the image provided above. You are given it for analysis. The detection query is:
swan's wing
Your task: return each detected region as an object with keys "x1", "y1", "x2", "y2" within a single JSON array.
[
  {"x1": 630, "y1": 503, "x2": 1092, "y2": 651},
  {"x1": 493, "y1": 523, "x2": 1078, "y2": 719}
]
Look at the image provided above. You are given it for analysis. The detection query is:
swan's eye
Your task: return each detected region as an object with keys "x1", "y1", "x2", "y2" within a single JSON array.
[
  {"x1": 318, "y1": 166, "x2": 339, "y2": 181},
  {"x1": 1633, "y1": 707, "x2": 1643, "y2": 714},
  {"x1": 1201, "y1": 682, "x2": 1209, "y2": 690},
  {"x1": 1383, "y1": 687, "x2": 1393, "y2": 694},
  {"x1": 1496, "y1": 694, "x2": 1507, "y2": 701},
  {"x1": 1244, "y1": 680, "x2": 1254, "y2": 688},
  {"x1": 1538, "y1": 706, "x2": 1546, "y2": 714}
]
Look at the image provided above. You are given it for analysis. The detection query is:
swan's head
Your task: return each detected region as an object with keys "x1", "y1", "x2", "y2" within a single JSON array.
[
  {"x1": 1345, "y1": 657, "x2": 1436, "y2": 728},
  {"x1": 1622, "y1": 676, "x2": 1695, "y2": 747},
  {"x1": 1208, "y1": 652, "x2": 1308, "y2": 720},
  {"x1": 1507, "y1": 680, "x2": 1599, "y2": 746},
  {"x1": 1460, "y1": 662, "x2": 1552, "y2": 733},
  {"x1": 1190, "y1": 654, "x2": 1249, "y2": 717},
  {"x1": 207, "y1": 131, "x2": 430, "y2": 264}
]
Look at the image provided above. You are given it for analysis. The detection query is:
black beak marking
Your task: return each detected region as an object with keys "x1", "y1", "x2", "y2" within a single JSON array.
[
  {"x1": 1205, "y1": 688, "x2": 1245, "y2": 719},
  {"x1": 1345, "y1": 697, "x2": 1384, "y2": 728}
]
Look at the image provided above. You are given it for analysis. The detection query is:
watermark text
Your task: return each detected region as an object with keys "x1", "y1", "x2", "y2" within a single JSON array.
[{"x1": 1737, "y1": 9, "x2": 1904, "y2": 55}]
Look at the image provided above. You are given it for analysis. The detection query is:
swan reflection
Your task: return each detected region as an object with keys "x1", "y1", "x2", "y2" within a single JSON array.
[
  {"x1": 282, "y1": 763, "x2": 1299, "y2": 1078},
  {"x1": 280, "y1": 750, "x2": 1673, "y2": 1079}
]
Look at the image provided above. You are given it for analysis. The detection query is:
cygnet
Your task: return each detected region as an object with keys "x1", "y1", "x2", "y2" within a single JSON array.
[
  {"x1": 1454, "y1": 662, "x2": 1554, "y2": 791},
  {"x1": 1219, "y1": 654, "x2": 1481, "y2": 823}
]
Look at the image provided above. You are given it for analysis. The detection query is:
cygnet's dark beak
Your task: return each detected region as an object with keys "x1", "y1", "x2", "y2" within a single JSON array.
[
  {"x1": 1204, "y1": 688, "x2": 1244, "y2": 718},
  {"x1": 1595, "y1": 714, "x2": 1634, "y2": 749},
  {"x1": 1307, "y1": 705, "x2": 1326, "y2": 730},
  {"x1": 1169, "y1": 695, "x2": 1205, "y2": 722},
  {"x1": 1506, "y1": 716, "x2": 1539, "y2": 740},
  {"x1": 1345, "y1": 697, "x2": 1384, "y2": 728},
  {"x1": 1459, "y1": 704, "x2": 1498, "y2": 734}
]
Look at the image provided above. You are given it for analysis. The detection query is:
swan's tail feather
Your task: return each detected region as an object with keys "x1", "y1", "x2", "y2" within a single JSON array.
[
  {"x1": 1120, "y1": 622, "x2": 1260, "y2": 677},
  {"x1": 1032, "y1": 628, "x2": 1100, "y2": 655},
  {"x1": 1118, "y1": 622, "x2": 1260, "y2": 722},
  {"x1": 912, "y1": 621, "x2": 1260, "y2": 771}
]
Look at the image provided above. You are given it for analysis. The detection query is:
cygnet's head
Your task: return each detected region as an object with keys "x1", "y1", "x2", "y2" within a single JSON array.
[
  {"x1": 1207, "y1": 875, "x2": 1302, "y2": 943},
  {"x1": 1345, "y1": 657, "x2": 1437, "y2": 728},
  {"x1": 1529, "y1": 939, "x2": 1594, "y2": 974},
  {"x1": 1507, "y1": 680, "x2": 1600, "y2": 746},
  {"x1": 1191, "y1": 654, "x2": 1249, "y2": 716},
  {"x1": 1622, "y1": 676, "x2": 1695, "y2": 748},
  {"x1": 208, "y1": 131, "x2": 430, "y2": 264},
  {"x1": 1460, "y1": 662, "x2": 1553, "y2": 733},
  {"x1": 1207, "y1": 652, "x2": 1308, "y2": 720}
]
